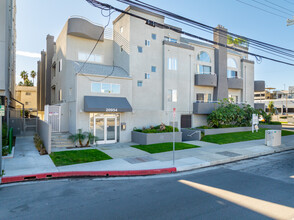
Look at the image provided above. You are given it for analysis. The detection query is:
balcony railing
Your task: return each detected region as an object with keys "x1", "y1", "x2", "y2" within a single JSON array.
[
  {"x1": 227, "y1": 77, "x2": 243, "y2": 89},
  {"x1": 195, "y1": 73, "x2": 217, "y2": 87}
]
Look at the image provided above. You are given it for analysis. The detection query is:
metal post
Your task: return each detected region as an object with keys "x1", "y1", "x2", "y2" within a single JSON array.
[{"x1": 172, "y1": 108, "x2": 175, "y2": 165}]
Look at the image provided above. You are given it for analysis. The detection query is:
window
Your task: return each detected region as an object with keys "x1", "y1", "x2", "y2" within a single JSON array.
[
  {"x1": 227, "y1": 70, "x2": 238, "y2": 78},
  {"x1": 59, "y1": 89, "x2": 62, "y2": 101},
  {"x1": 145, "y1": 40, "x2": 150, "y2": 47},
  {"x1": 137, "y1": 80, "x2": 143, "y2": 87},
  {"x1": 168, "y1": 89, "x2": 177, "y2": 102},
  {"x1": 120, "y1": 45, "x2": 123, "y2": 52},
  {"x1": 168, "y1": 58, "x2": 177, "y2": 70},
  {"x1": 102, "y1": 83, "x2": 111, "y2": 93},
  {"x1": 25, "y1": 92, "x2": 31, "y2": 96},
  {"x1": 25, "y1": 102, "x2": 29, "y2": 105},
  {"x1": 228, "y1": 58, "x2": 237, "y2": 68},
  {"x1": 91, "y1": 83, "x2": 120, "y2": 94},
  {"x1": 137, "y1": 46, "x2": 143, "y2": 53},
  {"x1": 151, "y1": 66, "x2": 156, "y2": 72},
  {"x1": 164, "y1": 36, "x2": 177, "y2": 43},
  {"x1": 197, "y1": 65, "x2": 211, "y2": 74},
  {"x1": 91, "y1": 83, "x2": 101, "y2": 93},
  {"x1": 58, "y1": 59, "x2": 62, "y2": 72},
  {"x1": 229, "y1": 95, "x2": 239, "y2": 103},
  {"x1": 197, "y1": 51, "x2": 211, "y2": 63},
  {"x1": 78, "y1": 53, "x2": 103, "y2": 63},
  {"x1": 208, "y1": 94, "x2": 212, "y2": 102},
  {"x1": 120, "y1": 26, "x2": 123, "y2": 33},
  {"x1": 196, "y1": 93, "x2": 204, "y2": 102},
  {"x1": 145, "y1": 73, "x2": 150, "y2": 79},
  {"x1": 152, "y1": 33, "x2": 156, "y2": 40}
]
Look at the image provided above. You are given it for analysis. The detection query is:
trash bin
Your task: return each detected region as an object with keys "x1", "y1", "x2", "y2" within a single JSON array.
[{"x1": 265, "y1": 130, "x2": 281, "y2": 147}]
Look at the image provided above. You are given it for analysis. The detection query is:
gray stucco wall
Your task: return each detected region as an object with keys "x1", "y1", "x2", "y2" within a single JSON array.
[
  {"x1": 254, "y1": 103, "x2": 265, "y2": 110},
  {"x1": 132, "y1": 131, "x2": 182, "y2": 145},
  {"x1": 37, "y1": 119, "x2": 52, "y2": 154},
  {"x1": 193, "y1": 102, "x2": 217, "y2": 114},
  {"x1": 181, "y1": 128, "x2": 201, "y2": 141},
  {"x1": 228, "y1": 78, "x2": 243, "y2": 89},
  {"x1": 195, "y1": 74, "x2": 217, "y2": 87},
  {"x1": 254, "y1": 80, "x2": 265, "y2": 92}
]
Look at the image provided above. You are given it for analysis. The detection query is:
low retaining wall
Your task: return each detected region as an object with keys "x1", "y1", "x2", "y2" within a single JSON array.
[
  {"x1": 259, "y1": 124, "x2": 282, "y2": 130},
  {"x1": 37, "y1": 120, "x2": 52, "y2": 154},
  {"x1": 181, "y1": 129, "x2": 201, "y2": 141},
  {"x1": 132, "y1": 131, "x2": 182, "y2": 145},
  {"x1": 197, "y1": 127, "x2": 252, "y2": 136}
]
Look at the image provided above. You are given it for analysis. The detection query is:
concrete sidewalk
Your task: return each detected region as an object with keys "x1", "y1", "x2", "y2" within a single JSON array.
[{"x1": 1, "y1": 134, "x2": 294, "y2": 183}]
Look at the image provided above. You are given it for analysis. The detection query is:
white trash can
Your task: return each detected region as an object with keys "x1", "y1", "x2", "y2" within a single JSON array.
[{"x1": 265, "y1": 130, "x2": 281, "y2": 147}]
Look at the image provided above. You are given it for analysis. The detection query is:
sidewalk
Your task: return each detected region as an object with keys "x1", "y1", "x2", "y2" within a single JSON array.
[{"x1": 1, "y1": 134, "x2": 294, "y2": 183}]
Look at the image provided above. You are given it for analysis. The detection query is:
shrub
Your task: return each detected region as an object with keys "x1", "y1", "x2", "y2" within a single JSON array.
[
  {"x1": 207, "y1": 98, "x2": 258, "y2": 128},
  {"x1": 2, "y1": 145, "x2": 9, "y2": 156},
  {"x1": 68, "y1": 129, "x2": 98, "y2": 147},
  {"x1": 33, "y1": 133, "x2": 47, "y2": 155},
  {"x1": 258, "y1": 109, "x2": 272, "y2": 123},
  {"x1": 133, "y1": 123, "x2": 179, "y2": 133}
]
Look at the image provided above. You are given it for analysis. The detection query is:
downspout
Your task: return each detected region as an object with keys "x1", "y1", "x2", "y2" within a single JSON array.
[{"x1": 189, "y1": 54, "x2": 192, "y2": 113}]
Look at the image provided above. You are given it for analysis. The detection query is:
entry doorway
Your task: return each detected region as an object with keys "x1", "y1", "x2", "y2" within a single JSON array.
[{"x1": 94, "y1": 116, "x2": 117, "y2": 144}]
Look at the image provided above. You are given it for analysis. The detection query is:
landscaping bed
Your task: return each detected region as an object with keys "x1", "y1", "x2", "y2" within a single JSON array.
[
  {"x1": 50, "y1": 149, "x2": 112, "y2": 166},
  {"x1": 132, "y1": 142, "x2": 200, "y2": 154},
  {"x1": 201, "y1": 128, "x2": 294, "y2": 145}
]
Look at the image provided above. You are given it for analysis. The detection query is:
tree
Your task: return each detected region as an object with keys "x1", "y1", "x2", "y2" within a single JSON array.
[
  {"x1": 268, "y1": 101, "x2": 275, "y2": 114},
  {"x1": 20, "y1": 71, "x2": 28, "y2": 84},
  {"x1": 30, "y1": 70, "x2": 36, "y2": 85}
]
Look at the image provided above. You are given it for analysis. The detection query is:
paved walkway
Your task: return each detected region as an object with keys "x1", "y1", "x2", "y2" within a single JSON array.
[{"x1": 2, "y1": 135, "x2": 294, "y2": 179}]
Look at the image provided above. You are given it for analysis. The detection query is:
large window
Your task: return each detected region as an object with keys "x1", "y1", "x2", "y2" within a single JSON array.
[
  {"x1": 197, "y1": 65, "x2": 211, "y2": 74},
  {"x1": 168, "y1": 58, "x2": 177, "y2": 70},
  {"x1": 227, "y1": 58, "x2": 237, "y2": 68},
  {"x1": 229, "y1": 94, "x2": 239, "y2": 103},
  {"x1": 196, "y1": 93, "x2": 212, "y2": 102},
  {"x1": 227, "y1": 70, "x2": 238, "y2": 78},
  {"x1": 168, "y1": 89, "x2": 177, "y2": 102},
  {"x1": 58, "y1": 59, "x2": 62, "y2": 72},
  {"x1": 197, "y1": 51, "x2": 211, "y2": 63},
  {"x1": 227, "y1": 58, "x2": 238, "y2": 78},
  {"x1": 78, "y1": 53, "x2": 103, "y2": 63},
  {"x1": 91, "y1": 83, "x2": 120, "y2": 94}
]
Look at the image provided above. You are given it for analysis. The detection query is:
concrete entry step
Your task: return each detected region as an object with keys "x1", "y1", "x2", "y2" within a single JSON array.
[{"x1": 51, "y1": 132, "x2": 74, "y2": 148}]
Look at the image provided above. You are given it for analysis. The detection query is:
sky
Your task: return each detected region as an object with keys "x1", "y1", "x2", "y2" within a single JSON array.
[{"x1": 15, "y1": 0, "x2": 294, "y2": 90}]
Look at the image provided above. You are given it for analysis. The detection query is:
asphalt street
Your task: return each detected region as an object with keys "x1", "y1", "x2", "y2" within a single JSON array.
[{"x1": 1, "y1": 150, "x2": 294, "y2": 220}]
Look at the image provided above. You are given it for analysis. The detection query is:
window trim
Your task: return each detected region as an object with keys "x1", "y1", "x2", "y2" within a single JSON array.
[
  {"x1": 151, "y1": 33, "x2": 156, "y2": 40},
  {"x1": 91, "y1": 82, "x2": 120, "y2": 94},
  {"x1": 137, "y1": 46, "x2": 143, "y2": 53},
  {"x1": 137, "y1": 80, "x2": 143, "y2": 87},
  {"x1": 145, "y1": 40, "x2": 150, "y2": 47}
]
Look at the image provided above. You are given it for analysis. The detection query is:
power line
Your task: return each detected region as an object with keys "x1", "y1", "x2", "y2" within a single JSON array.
[
  {"x1": 235, "y1": 0, "x2": 288, "y2": 19},
  {"x1": 119, "y1": 0, "x2": 294, "y2": 60},
  {"x1": 264, "y1": 0, "x2": 294, "y2": 14},
  {"x1": 283, "y1": 0, "x2": 294, "y2": 6},
  {"x1": 250, "y1": 0, "x2": 293, "y2": 16},
  {"x1": 86, "y1": 0, "x2": 294, "y2": 66}
]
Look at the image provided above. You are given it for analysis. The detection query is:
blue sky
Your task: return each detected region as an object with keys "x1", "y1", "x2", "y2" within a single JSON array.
[{"x1": 16, "y1": 0, "x2": 294, "y2": 89}]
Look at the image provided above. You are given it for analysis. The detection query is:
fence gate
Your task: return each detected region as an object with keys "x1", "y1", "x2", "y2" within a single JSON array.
[{"x1": 44, "y1": 105, "x2": 61, "y2": 132}]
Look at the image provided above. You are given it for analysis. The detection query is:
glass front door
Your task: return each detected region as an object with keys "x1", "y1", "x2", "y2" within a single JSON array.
[{"x1": 94, "y1": 117, "x2": 117, "y2": 144}]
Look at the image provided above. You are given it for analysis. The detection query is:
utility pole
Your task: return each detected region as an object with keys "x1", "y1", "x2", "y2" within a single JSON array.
[{"x1": 287, "y1": 17, "x2": 294, "y2": 26}]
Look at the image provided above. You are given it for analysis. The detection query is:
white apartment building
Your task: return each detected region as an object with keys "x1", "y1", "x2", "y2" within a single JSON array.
[{"x1": 39, "y1": 6, "x2": 254, "y2": 144}]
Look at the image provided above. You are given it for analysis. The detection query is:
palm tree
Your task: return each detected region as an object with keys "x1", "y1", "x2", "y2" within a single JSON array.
[
  {"x1": 268, "y1": 101, "x2": 275, "y2": 114},
  {"x1": 20, "y1": 70, "x2": 28, "y2": 84},
  {"x1": 30, "y1": 70, "x2": 36, "y2": 85}
]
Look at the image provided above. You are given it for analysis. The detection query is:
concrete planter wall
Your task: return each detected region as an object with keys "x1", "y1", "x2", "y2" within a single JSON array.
[
  {"x1": 132, "y1": 131, "x2": 182, "y2": 145},
  {"x1": 181, "y1": 128, "x2": 201, "y2": 141},
  {"x1": 259, "y1": 124, "x2": 282, "y2": 130},
  {"x1": 197, "y1": 127, "x2": 252, "y2": 136}
]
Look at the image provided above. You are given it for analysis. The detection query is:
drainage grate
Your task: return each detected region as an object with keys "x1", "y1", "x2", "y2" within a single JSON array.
[
  {"x1": 124, "y1": 156, "x2": 156, "y2": 164},
  {"x1": 216, "y1": 151, "x2": 241, "y2": 157}
]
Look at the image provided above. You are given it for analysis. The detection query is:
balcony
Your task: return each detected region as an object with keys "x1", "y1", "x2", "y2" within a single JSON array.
[
  {"x1": 193, "y1": 102, "x2": 218, "y2": 114},
  {"x1": 227, "y1": 77, "x2": 243, "y2": 89},
  {"x1": 195, "y1": 74, "x2": 217, "y2": 87}
]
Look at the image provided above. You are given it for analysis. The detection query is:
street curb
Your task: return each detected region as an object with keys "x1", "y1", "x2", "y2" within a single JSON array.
[{"x1": 1, "y1": 168, "x2": 177, "y2": 184}]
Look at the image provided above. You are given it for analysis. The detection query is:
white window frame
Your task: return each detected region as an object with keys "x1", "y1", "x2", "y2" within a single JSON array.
[
  {"x1": 145, "y1": 40, "x2": 150, "y2": 47},
  {"x1": 151, "y1": 33, "x2": 156, "y2": 40},
  {"x1": 59, "y1": 59, "x2": 62, "y2": 72},
  {"x1": 137, "y1": 80, "x2": 143, "y2": 87},
  {"x1": 145, "y1": 73, "x2": 150, "y2": 79},
  {"x1": 168, "y1": 58, "x2": 177, "y2": 71},
  {"x1": 91, "y1": 82, "x2": 120, "y2": 94},
  {"x1": 137, "y1": 46, "x2": 143, "y2": 53}
]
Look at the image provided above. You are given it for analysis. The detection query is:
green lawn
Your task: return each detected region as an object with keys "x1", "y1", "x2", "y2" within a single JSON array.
[
  {"x1": 132, "y1": 142, "x2": 200, "y2": 154},
  {"x1": 201, "y1": 128, "x2": 294, "y2": 145},
  {"x1": 50, "y1": 149, "x2": 112, "y2": 166}
]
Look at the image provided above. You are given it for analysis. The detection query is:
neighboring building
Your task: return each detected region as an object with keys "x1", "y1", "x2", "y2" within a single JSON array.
[
  {"x1": 15, "y1": 86, "x2": 37, "y2": 111},
  {"x1": 39, "y1": 6, "x2": 255, "y2": 143},
  {"x1": 0, "y1": 0, "x2": 16, "y2": 118}
]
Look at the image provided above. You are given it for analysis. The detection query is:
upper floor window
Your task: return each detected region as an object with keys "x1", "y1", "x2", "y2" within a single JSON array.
[
  {"x1": 164, "y1": 36, "x2": 177, "y2": 43},
  {"x1": 120, "y1": 26, "x2": 123, "y2": 33},
  {"x1": 197, "y1": 65, "x2": 211, "y2": 74},
  {"x1": 151, "y1": 66, "x2": 156, "y2": 72},
  {"x1": 196, "y1": 93, "x2": 212, "y2": 102},
  {"x1": 152, "y1": 33, "x2": 156, "y2": 40},
  {"x1": 120, "y1": 45, "x2": 124, "y2": 52},
  {"x1": 78, "y1": 53, "x2": 103, "y2": 63},
  {"x1": 25, "y1": 92, "x2": 31, "y2": 96},
  {"x1": 145, "y1": 40, "x2": 150, "y2": 47},
  {"x1": 137, "y1": 46, "x2": 143, "y2": 53},
  {"x1": 145, "y1": 73, "x2": 150, "y2": 79},
  {"x1": 58, "y1": 59, "x2": 62, "y2": 72},
  {"x1": 168, "y1": 89, "x2": 177, "y2": 102},
  {"x1": 227, "y1": 58, "x2": 237, "y2": 68},
  {"x1": 91, "y1": 83, "x2": 120, "y2": 94},
  {"x1": 227, "y1": 70, "x2": 238, "y2": 78},
  {"x1": 168, "y1": 58, "x2": 177, "y2": 70},
  {"x1": 197, "y1": 51, "x2": 211, "y2": 63},
  {"x1": 137, "y1": 80, "x2": 143, "y2": 87}
]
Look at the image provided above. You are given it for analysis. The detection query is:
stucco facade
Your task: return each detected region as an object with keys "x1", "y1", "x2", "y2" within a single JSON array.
[
  {"x1": 39, "y1": 6, "x2": 255, "y2": 143},
  {"x1": 15, "y1": 86, "x2": 37, "y2": 110}
]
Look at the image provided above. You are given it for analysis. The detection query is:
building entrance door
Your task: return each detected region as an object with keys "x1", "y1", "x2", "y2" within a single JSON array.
[{"x1": 94, "y1": 116, "x2": 117, "y2": 144}]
